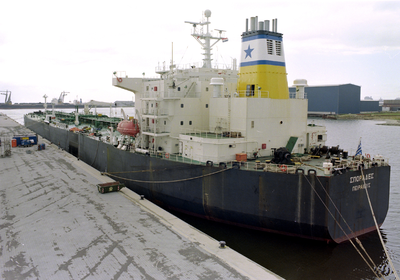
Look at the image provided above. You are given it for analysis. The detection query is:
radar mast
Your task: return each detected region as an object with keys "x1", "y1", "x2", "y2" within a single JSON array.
[{"x1": 185, "y1": 10, "x2": 227, "y2": 68}]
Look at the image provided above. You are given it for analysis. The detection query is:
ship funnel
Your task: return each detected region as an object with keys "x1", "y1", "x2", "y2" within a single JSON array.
[
  {"x1": 264, "y1": 20, "x2": 270, "y2": 31},
  {"x1": 237, "y1": 16, "x2": 288, "y2": 99},
  {"x1": 272, "y1": 19, "x2": 278, "y2": 32},
  {"x1": 250, "y1": 17, "x2": 256, "y2": 31}
]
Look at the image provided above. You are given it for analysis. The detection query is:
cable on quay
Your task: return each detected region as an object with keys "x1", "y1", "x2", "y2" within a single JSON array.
[{"x1": 103, "y1": 167, "x2": 232, "y2": 184}]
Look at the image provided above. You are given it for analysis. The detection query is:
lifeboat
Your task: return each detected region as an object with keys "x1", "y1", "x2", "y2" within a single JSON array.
[
  {"x1": 117, "y1": 118, "x2": 140, "y2": 137},
  {"x1": 69, "y1": 127, "x2": 82, "y2": 132}
]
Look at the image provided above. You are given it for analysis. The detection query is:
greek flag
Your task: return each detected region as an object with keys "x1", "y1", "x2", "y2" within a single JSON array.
[{"x1": 355, "y1": 138, "x2": 362, "y2": 156}]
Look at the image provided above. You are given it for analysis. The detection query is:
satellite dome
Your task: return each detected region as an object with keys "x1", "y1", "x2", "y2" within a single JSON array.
[{"x1": 204, "y1": 10, "x2": 211, "y2": 17}]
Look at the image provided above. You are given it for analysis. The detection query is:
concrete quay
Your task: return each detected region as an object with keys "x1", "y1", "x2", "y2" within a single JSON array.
[{"x1": 0, "y1": 114, "x2": 283, "y2": 280}]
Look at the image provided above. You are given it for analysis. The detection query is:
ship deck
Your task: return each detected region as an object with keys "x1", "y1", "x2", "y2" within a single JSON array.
[
  {"x1": 25, "y1": 112, "x2": 388, "y2": 178},
  {"x1": 149, "y1": 151, "x2": 332, "y2": 176}
]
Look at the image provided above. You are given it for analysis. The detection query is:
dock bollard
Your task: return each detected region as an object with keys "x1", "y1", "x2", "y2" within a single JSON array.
[
  {"x1": 140, "y1": 195, "x2": 145, "y2": 200},
  {"x1": 219, "y1": 241, "x2": 226, "y2": 248}
]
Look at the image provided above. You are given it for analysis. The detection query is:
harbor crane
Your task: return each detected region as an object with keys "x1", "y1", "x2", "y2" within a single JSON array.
[
  {"x1": 58, "y1": 91, "x2": 69, "y2": 104},
  {"x1": 0, "y1": 90, "x2": 12, "y2": 105}
]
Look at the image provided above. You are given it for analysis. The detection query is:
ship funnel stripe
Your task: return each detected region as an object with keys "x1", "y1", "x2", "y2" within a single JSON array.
[
  {"x1": 240, "y1": 60, "x2": 286, "y2": 67},
  {"x1": 242, "y1": 34, "x2": 282, "y2": 42}
]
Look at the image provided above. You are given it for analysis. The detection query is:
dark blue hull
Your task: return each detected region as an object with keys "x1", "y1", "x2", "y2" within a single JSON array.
[{"x1": 25, "y1": 116, "x2": 390, "y2": 243}]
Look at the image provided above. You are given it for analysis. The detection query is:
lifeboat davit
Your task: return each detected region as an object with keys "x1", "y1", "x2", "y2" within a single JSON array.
[{"x1": 117, "y1": 119, "x2": 140, "y2": 137}]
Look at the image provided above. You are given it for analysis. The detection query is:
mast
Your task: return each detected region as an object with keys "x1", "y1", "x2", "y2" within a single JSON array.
[
  {"x1": 43, "y1": 94, "x2": 48, "y2": 112},
  {"x1": 185, "y1": 10, "x2": 227, "y2": 68}
]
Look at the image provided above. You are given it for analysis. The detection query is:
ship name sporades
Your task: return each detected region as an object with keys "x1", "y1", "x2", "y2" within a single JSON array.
[{"x1": 350, "y1": 173, "x2": 374, "y2": 192}]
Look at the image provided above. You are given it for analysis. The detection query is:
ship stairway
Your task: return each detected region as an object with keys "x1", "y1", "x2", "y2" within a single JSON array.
[{"x1": 184, "y1": 82, "x2": 196, "y2": 98}]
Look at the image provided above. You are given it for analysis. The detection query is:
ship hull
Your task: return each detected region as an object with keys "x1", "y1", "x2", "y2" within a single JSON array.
[{"x1": 25, "y1": 116, "x2": 390, "y2": 243}]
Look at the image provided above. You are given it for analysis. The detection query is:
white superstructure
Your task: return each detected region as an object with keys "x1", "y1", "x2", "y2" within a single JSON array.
[{"x1": 113, "y1": 11, "x2": 327, "y2": 163}]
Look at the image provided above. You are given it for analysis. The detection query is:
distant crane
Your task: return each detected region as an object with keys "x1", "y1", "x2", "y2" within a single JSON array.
[
  {"x1": 58, "y1": 91, "x2": 69, "y2": 104},
  {"x1": 0, "y1": 92, "x2": 5, "y2": 103},
  {"x1": 0, "y1": 90, "x2": 12, "y2": 105}
]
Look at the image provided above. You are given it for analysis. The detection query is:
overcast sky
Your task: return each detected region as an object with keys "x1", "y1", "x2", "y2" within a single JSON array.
[{"x1": 1, "y1": 0, "x2": 399, "y2": 104}]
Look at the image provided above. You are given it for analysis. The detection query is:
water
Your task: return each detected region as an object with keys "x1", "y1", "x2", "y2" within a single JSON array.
[{"x1": 1, "y1": 109, "x2": 399, "y2": 279}]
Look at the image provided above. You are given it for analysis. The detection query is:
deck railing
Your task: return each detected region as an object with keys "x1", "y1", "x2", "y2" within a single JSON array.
[{"x1": 145, "y1": 149, "x2": 389, "y2": 176}]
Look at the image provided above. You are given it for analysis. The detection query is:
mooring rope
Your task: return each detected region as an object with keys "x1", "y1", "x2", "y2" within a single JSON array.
[
  {"x1": 103, "y1": 167, "x2": 232, "y2": 184},
  {"x1": 360, "y1": 168, "x2": 399, "y2": 279},
  {"x1": 303, "y1": 175, "x2": 383, "y2": 279},
  {"x1": 313, "y1": 176, "x2": 384, "y2": 278},
  {"x1": 105, "y1": 168, "x2": 162, "y2": 174}
]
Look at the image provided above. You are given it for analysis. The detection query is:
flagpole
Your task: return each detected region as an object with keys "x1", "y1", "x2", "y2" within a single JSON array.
[{"x1": 355, "y1": 137, "x2": 362, "y2": 156}]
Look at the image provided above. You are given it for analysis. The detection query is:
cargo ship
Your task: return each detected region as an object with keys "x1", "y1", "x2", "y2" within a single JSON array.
[{"x1": 24, "y1": 11, "x2": 390, "y2": 243}]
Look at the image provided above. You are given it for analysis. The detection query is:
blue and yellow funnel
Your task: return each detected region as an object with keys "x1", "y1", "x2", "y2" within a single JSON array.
[{"x1": 238, "y1": 17, "x2": 289, "y2": 99}]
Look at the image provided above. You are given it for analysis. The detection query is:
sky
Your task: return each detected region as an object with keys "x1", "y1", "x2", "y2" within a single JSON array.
[{"x1": 1, "y1": 0, "x2": 400, "y2": 104}]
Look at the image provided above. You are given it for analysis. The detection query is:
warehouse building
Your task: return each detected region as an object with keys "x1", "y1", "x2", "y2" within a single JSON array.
[
  {"x1": 289, "y1": 83, "x2": 380, "y2": 115},
  {"x1": 381, "y1": 100, "x2": 400, "y2": 111},
  {"x1": 360, "y1": 100, "x2": 381, "y2": 113}
]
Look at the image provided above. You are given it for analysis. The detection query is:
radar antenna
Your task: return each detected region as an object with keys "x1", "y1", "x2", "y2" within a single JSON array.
[{"x1": 185, "y1": 10, "x2": 227, "y2": 68}]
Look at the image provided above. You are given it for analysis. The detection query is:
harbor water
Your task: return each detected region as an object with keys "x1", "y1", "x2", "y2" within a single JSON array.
[{"x1": 1, "y1": 108, "x2": 399, "y2": 279}]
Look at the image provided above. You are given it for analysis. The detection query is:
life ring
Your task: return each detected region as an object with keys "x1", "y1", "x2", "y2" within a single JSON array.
[
  {"x1": 366, "y1": 154, "x2": 370, "y2": 158},
  {"x1": 117, "y1": 77, "x2": 122, "y2": 83},
  {"x1": 165, "y1": 153, "x2": 170, "y2": 159},
  {"x1": 279, "y1": 164, "x2": 287, "y2": 172}
]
